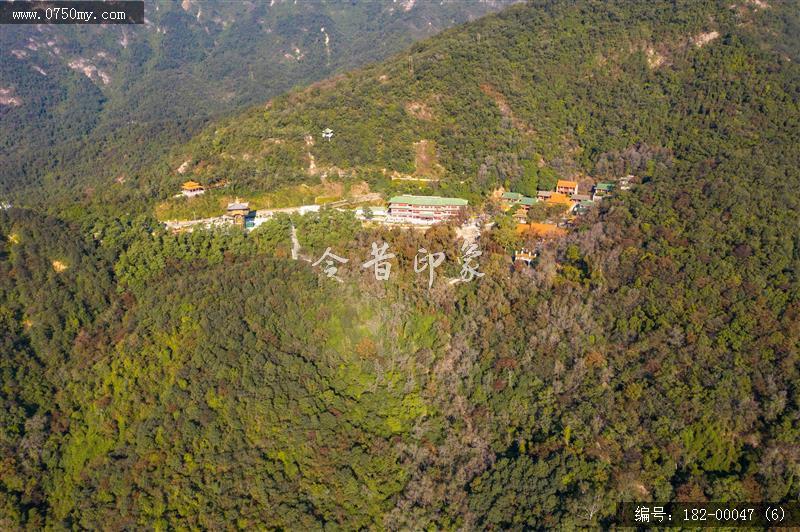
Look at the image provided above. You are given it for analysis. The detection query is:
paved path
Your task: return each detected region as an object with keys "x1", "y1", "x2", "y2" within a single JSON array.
[
  {"x1": 255, "y1": 204, "x2": 320, "y2": 217},
  {"x1": 290, "y1": 223, "x2": 300, "y2": 260},
  {"x1": 163, "y1": 217, "x2": 226, "y2": 230}
]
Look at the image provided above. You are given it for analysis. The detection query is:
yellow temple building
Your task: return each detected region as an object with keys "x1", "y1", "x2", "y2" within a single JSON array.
[{"x1": 181, "y1": 181, "x2": 205, "y2": 197}]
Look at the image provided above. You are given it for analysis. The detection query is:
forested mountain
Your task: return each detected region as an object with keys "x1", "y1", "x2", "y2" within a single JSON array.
[
  {"x1": 1, "y1": 0, "x2": 800, "y2": 529},
  {"x1": 0, "y1": 0, "x2": 513, "y2": 201},
  {"x1": 143, "y1": 0, "x2": 800, "y2": 204}
]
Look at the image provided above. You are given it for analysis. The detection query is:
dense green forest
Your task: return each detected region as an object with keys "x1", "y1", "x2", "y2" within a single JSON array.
[
  {"x1": 0, "y1": 0, "x2": 512, "y2": 204},
  {"x1": 1, "y1": 0, "x2": 800, "y2": 528}
]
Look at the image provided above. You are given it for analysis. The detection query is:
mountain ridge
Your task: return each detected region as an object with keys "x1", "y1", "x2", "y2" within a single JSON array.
[{"x1": 141, "y1": 0, "x2": 797, "y2": 210}]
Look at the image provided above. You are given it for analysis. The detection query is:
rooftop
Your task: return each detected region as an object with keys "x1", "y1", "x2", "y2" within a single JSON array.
[
  {"x1": 389, "y1": 195, "x2": 468, "y2": 206},
  {"x1": 227, "y1": 201, "x2": 250, "y2": 211},
  {"x1": 595, "y1": 182, "x2": 616, "y2": 192},
  {"x1": 519, "y1": 197, "x2": 537, "y2": 206},
  {"x1": 516, "y1": 222, "x2": 567, "y2": 238},
  {"x1": 557, "y1": 179, "x2": 578, "y2": 188},
  {"x1": 182, "y1": 180, "x2": 203, "y2": 189},
  {"x1": 501, "y1": 192, "x2": 523, "y2": 200},
  {"x1": 546, "y1": 192, "x2": 572, "y2": 206}
]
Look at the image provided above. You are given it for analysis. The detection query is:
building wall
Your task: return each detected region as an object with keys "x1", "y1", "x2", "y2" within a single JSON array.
[{"x1": 389, "y1": 203, "x2": 464, "y2": 221}]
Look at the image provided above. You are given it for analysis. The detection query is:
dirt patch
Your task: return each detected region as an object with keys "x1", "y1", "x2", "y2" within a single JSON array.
[
  {"x1": 413, "y1": 139, "x2": 444, "y2": 177},
  {"x1": 313, "y1": 178, "x2": 346, "y2": 204},
  {"x1": 305, "y1": 134, "x2": 317, "y2": 175},
  {"x1": 479, "y1": 83, "x2": 534, "y2": 135},
  {"x1": 67, "y1": 58, "x2": 111, "y2": 85},
  {"x1": 645, "y1": 47, "x2": 666, "y2": 69},
  {"x1": 0, "y1": 87, "x2": 22, "y2": 107},
  {"x1": 349, "y1": 181, "x2": 371, "y2": 197},
  {"x1": 405, "y1": 101, "x2": 434, "y2": 121},
  {"x1": 52, "y1": 260, "x2": 68, "y2": 273},
  {"x1": 318, "y1": 176, "x2": 344, "y2": 198},
  {"x1": 480, "y1": 83, "x2": 512, "y2": 117},
  {"x1": 692, "y1": 31, "x2": 719, "y2": 48},
  {"x1": 633, "y1": 482, "x2": 650, "y2": 497}
]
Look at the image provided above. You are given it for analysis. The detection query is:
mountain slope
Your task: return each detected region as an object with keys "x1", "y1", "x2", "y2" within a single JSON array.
[
  {"x1": 1, "y1": 0, "x2": 799, "y2": 528},
  {"x1": 0, "y1": 0, "x2": 514, "y2": 200},
  {"x1": 155, "y1": 0, "x2": 796, "y2": 202}
]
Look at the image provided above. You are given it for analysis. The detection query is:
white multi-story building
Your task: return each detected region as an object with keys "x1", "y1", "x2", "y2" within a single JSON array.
[{"x1": 388, "y1": 195, "x2": 468, "y2": 224}]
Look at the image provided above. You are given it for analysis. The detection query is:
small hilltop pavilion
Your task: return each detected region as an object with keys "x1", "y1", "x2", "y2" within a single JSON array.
[
  {"x1": 181, "y1": 180, "x2": 205, "y2": 198},
  {"x1": 226, "y1": 199, "x2": 251, "y2": 227}
]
